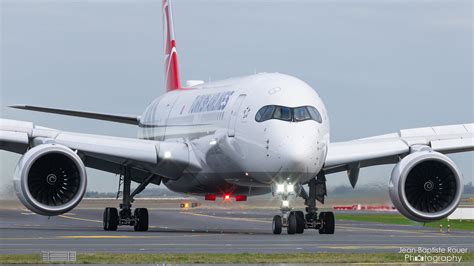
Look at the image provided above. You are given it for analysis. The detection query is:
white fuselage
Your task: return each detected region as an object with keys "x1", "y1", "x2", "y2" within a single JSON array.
[{"x1": 138, "y1": 73, "x2": 330, "y2": 195}]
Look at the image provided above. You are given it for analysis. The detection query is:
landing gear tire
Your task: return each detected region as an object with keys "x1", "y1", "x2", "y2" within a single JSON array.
[
  {"x1": 103, "y1": 207, "x2": 119, "y2": 231},
  {"x1": 287, "y1": 214, "x2": 297, "y2": 235},
  {"x1": 294, "y1": 211, "x2": 305, "y2": 234},
  {"x1": 134, "y1": 208, "x2": 149, "y2": 232},
  {"x1": 318, "y1": 211, "x2": 335, "y2": 234},
  {"x1": 272, "y1": 215, "x2": 282, "y2": 235}
]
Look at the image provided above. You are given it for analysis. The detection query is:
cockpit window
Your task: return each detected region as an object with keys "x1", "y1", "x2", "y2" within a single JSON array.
[
  {"x1": 293, "y1": 107, "x2": 311, "y2": 121},
  {"x1": 255, "y1": 105, "x2": 323, "y2": 123},
  {"x1": 307, "y1": 106, "x2": 323, "y2": 123},
  {"x1": 273, "y1": 106, "x2": 292, "y2": 121},
  {"x1": 255, "y1": 105, "x2": 275, "y2": 122}
]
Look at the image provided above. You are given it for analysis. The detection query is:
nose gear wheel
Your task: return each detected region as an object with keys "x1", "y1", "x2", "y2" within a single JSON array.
[{"x1": 271, "y1": 172, "x2": 335, "y2": 235}]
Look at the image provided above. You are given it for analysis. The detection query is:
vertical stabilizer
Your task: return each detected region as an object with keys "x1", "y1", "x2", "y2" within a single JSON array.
[{"x1": 163, "y1": 0, "x2": 181, "y2": 91}]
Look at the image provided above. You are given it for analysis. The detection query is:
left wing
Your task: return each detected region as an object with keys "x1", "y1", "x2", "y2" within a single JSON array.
[{"x1": 324, "y1": 123, "x2": 474, "y2": 176}]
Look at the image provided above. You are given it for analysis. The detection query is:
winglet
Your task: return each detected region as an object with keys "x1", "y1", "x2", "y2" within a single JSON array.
[{"x1": 163, "y1": 0, "x2": 181, "y2": 91}]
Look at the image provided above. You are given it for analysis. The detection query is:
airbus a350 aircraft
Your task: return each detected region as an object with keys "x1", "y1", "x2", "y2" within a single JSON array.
[{"x1": 1, "y1": 0, "x2": 473, "y2": 235}]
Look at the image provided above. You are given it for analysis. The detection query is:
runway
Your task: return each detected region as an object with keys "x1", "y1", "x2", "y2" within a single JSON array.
[{"x1": 1, "y1": 199, "x2": 473, "y2": 254}]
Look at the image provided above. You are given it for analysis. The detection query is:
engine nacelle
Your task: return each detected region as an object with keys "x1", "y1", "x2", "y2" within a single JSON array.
[
  {"x1": 13, "y1": 144, "x2": 87, "y2": 216},
  {"x1": 389, "y1": 150, "x2": 463, "y2": 222}
]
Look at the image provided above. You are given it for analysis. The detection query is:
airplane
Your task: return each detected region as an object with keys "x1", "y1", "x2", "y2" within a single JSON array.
[{"x1": 1, "y1": 0, "x2": 472, "y2": 235}]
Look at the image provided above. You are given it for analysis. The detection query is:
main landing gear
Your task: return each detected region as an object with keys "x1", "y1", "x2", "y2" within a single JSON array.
[
  {"x1": 272, "y1": 172, "x2": 335, "y2": 235},
  {"x1": 103, "y1": 167, "x2": 155, "y2": 231}
]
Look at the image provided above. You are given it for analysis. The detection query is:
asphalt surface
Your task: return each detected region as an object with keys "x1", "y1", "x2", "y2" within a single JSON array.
[{"x1": 1, "y1": 201, "x2": 473, "y2": 254}]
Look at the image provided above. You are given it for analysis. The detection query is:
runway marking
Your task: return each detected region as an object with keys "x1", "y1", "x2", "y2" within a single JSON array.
[
  {"x1": 318, "y1": 244, "x2": 473, "y2": 250},
  {"x1": 336, "y1": 225, "x2": 465, "y2": 237},
  {"x1": 58, "y1": 215, "x2": 102, "y2": 223},
  {"x1": 0, "y1": 233, "x2": 218, "y2": 241},
  {"x1": 0, "y1": 237, "x2": 57, "y2": 240},
  {"x1": 57, "y1": 234, "x2": 212, "y2": 239},
  {"x1": 180, "y1": 211, "x2": 271, "y2": 223},
  {"x1": 59, "y1": 235, "x2": 135, "y2": 239},
  {"x1": 325, "y1": 245, "x2": 414, "y2": 250}
]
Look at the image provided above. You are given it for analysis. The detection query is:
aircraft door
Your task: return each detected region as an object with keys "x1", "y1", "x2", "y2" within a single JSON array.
[
  {"x1": 155, "y1": 93, "x2": 179, "y2": 141},
  {"x1": 227, "y1": 94, "x2": 246, "y2": 137}
]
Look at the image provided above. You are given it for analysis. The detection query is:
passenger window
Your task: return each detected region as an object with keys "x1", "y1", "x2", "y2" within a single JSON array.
[
  {"x1": 273, "y1": 106, "x2": 292, "y2": 121},
  {"x1": 307, "y1": 106, "x2": 322, "y2": 123},
  {"x1": 294, "y1": 107, "x2": 311, "y2": 121}
]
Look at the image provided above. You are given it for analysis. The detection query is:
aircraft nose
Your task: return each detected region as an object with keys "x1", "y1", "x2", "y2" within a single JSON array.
[
  {"x1": 275, "y1": 129, "x2": 321, "y2": 172},
  {"x1": 281, "y1": 140, "x2": 317, "y2": 170},
  {"x1": 243, "y1": 123, "x2": 325, "y2": 184}
]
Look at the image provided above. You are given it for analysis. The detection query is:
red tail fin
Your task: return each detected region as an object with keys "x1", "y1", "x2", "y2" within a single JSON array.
[{"x1": 163, "y1": 0, "x2": 180, "y2": 91}]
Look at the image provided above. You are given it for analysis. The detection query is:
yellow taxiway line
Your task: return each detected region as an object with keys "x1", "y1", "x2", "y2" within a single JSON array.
[{"x1": 180, "y1": 211, "x2": 271, "y2": 223}]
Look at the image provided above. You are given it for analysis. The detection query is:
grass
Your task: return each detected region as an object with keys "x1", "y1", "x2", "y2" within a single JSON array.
[
  {"x1": 336, "y1": 213, "x2": 474, "y2": 230},
  {"x1": 1, "y1": 252, "x2": 473, "y2": 264},
  {"x1": 424, "y1": 218, "x2": 474, "y2": 231}
]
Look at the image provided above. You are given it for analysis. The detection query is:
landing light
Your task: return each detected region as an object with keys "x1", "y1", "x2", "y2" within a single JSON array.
[
  {"x1": 209, "y1": 139, "x2": 217, "y2": 145},
  {"x1": 276, "y1": 184, "x2": 285, "y2": 194},
  {"x1": 163, "y1": 151, "x2": 172, "y2": 159},
  {"x1": 275, "y1": 182, "x2": 296, "y2": 195},
  {"x1": 282, "y1": 200, "x2": 290, "y2": 208},
  {"x1": 286, "y1": 183, "x2": 295, "y2": 193}
]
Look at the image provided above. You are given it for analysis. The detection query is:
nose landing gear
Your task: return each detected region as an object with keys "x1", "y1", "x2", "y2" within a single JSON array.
[
  {"x1": 272, "y1": 172, "x2": 335, "y2": 235},
  {"x1": 272, "y1": 210, "x2": 305, "y2": 235}
]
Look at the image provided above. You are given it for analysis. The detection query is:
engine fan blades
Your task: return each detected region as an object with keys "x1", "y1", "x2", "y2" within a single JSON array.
[{"x1": 27, "y1": 153, "x2": 80, "y2": 206}]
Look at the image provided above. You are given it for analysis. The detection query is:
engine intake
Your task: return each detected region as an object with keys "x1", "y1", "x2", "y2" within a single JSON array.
[
  {"x1": 14, "y1": 144, "x2": 87, "y2": 216},
  {"x1": 389, "y1": 150, "x2": 463, "y2": 222}
]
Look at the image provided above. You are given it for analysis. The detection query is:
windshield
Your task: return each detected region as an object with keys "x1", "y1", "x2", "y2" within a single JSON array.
[{"x1": 255, "y1": 105, "x2": 322, "y2": 123}]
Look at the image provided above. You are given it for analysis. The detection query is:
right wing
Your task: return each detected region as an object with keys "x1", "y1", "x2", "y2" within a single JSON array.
[{"x1": 0, "y1": 119, "x2": 199, "y2": 182}]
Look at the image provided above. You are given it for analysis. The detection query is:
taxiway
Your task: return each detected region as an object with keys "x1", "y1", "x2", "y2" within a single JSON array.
[{"x1": 1, "y1": 199, "x2": 472, "y2": 254}]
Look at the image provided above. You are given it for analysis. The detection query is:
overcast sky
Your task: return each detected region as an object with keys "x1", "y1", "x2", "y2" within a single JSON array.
[{"x1": 1, "y1": 0, "x2": 472, "y2": 195}]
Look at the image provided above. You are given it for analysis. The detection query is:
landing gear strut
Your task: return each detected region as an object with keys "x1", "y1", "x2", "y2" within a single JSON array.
[
  {"x1": 272, "y1": 172, "x2": 335, "y2": 235},
  {"x1": 103, "y1": 167, "x2": 155, "y2": 231}
]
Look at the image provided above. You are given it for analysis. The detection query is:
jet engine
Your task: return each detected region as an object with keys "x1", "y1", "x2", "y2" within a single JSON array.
[
  {"x1": 13, "y1": 144, "x2": 87, "y2": 216},
  {"x1": 389, "y1": 149, "x2": 463, "y2": 222}
]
